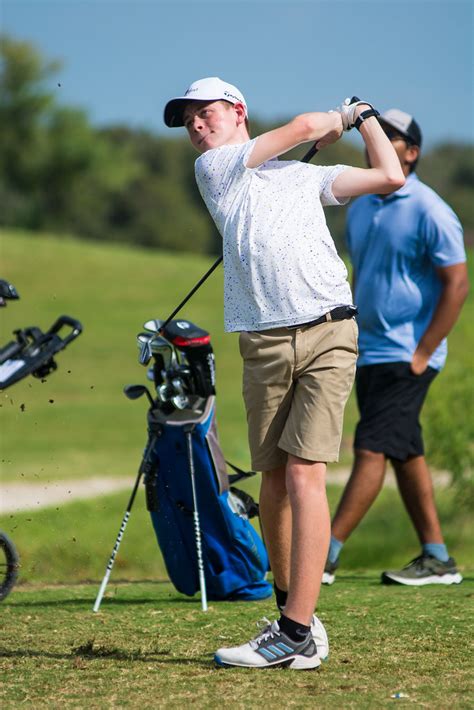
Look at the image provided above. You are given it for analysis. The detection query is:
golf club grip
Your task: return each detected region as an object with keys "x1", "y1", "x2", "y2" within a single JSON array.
[
  {"x1": 301, "y1": 97, "x2": 361, "y2": 164},
  {"x1": 301, "y1": 144, "x2": 318, "y2": 163}
]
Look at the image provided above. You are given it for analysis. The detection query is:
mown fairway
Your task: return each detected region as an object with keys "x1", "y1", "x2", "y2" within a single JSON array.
[
  {"x1": 1, "y1": 483, "x2": 472, "y2": 707},
  {"x1": 0, "y1": 230, "x2": 251, "y2": 482},
  {"x1": 1, "y1": 579, "x2": 473, "y2": 709},
  {"x1": 1, "y1": 230, "x2": 473, "y2": 707},
  {"x1": 2, "y1": 229, "x2": 473, "y2": 482},
  {"x1": 0, "y1": 485, "x2": 472, "y2": 585}
]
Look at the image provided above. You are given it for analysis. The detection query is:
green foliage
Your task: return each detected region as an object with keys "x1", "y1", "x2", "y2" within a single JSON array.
[
  {"x1": 424, "y1": 364, "x2": 474, "y2": 509},
  {"x1": 0, "y1": 34, "x2": 58, "y2": 185},
  {"x1": 418, "y1": 143, "x2": 474, "y2": 239},
  {"x1": 1, "y1": 35, "x2": 473, "y2": 256},
  {"x1": 100, "y1": 128, "x2": 213, "y2": 251},
  {"x1": 422, "y1": 258, "x2": 474, "y2": 508},
  {"x1": 0, "y1": 34, "x2": 55, "y2": 227}
]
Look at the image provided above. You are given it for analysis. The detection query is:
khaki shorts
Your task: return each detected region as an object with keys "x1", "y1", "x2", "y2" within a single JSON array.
[{"x1": 239, "y1": 318, "x2": 358, "y2": 470}]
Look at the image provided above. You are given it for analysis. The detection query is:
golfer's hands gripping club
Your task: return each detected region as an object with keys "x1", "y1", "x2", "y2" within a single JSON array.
[
  {"x1": 337, "y1": 96, "x2": 375, "y2": 131},
  {"x1": 312, "y1": 110, "x2": 344, "y2": 151}
]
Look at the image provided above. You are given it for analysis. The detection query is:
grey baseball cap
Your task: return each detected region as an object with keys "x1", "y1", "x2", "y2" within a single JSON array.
[{"x1": 379, "y1": 108, "x2": 422, "y2": 147}]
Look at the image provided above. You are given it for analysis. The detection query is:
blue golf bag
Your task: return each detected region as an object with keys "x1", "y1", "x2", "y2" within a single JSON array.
[{"x1": 134, "y1": 318, "x2": 271, "y2": 602}]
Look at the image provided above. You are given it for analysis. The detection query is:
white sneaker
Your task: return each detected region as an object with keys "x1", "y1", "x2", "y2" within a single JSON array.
[
  {"x1": 214, "y1": 619, "x2": 320, "y2": 670},
  {"x1": 322, "y1": 558, "x2": 338, "y2": 585},
  {"x1": 311, "y1": 615, "x2": 329, "y2": 660}
]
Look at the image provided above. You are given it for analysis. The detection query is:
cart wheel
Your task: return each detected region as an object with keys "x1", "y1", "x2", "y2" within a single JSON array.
[{"x1": 0, "y1": 531, "x2": 19, "y2": 601}]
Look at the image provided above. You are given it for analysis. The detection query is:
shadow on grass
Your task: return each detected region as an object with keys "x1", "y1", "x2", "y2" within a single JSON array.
[
  {"x1": 5, "y1": 575, "x2": 471, "y2": 611},
  {"x1": 5, "y1": 596, "x2": 210, "y2": 608},
  {"x1": 318, "y1": 573, "x2": 385, "y2": 588},
  {"x1": 0, "y1": 646, "x2": 212, "y2": 668}
]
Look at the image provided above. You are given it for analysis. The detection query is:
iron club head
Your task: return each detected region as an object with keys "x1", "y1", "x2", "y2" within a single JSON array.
[{"x1": 123, "y1": 384, "x2": 154, "y2": 407}]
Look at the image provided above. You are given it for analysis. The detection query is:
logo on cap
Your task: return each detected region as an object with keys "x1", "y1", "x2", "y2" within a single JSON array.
[{"x1": 223, "y1": 91, "x2": 241, "y2": 102}]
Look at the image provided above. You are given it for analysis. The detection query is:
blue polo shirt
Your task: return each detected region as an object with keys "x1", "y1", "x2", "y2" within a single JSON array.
[{"x1": 346, "y1": 173, "x2": 466, "y2": 370}]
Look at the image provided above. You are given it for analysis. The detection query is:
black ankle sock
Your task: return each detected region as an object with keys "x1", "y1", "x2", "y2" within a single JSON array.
[
  {"x1": 273, "y1": 583, "x2": 288, "y2": 612},
  {"x1": 278, "y1": 613, "x2": 311, "y2": 643}
]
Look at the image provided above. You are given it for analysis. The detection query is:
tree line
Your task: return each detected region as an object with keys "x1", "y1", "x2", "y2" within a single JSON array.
[{"x1": 1, "y1": 34, "x2": 473, "y2": 256}]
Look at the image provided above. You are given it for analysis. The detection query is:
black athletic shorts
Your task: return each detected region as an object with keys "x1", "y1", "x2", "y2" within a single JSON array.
[{"x1": 354, "y1": 361, "x2": 438, "y2": 462}]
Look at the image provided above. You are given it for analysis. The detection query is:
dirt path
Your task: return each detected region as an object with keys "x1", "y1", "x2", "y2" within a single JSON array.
[
  {"x1": 0, "y1": 477, "x2": 134, "y2": 514},
  {"x1": 1, "y1": 469, "x2": 451, "y2": 514}
]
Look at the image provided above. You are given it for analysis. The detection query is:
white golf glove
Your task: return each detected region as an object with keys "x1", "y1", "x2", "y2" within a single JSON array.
[{"x1": 337, "y1": 97, "x2": 378, "y2": 131}]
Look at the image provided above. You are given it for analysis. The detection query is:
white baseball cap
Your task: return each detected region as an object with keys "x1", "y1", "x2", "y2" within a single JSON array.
[{"x1": 164, "y1": 77, "x2": 248, "y2": 127}]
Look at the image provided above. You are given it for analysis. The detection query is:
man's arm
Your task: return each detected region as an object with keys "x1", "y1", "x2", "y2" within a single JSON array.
[
  {"x1": 411, "y1": 262, "x2": 470, "y2": 374},
  {"x1": 332, "y1": 112, "x2": 405, "y2": 198},
  {"x1": 247, "y1": 103, "x2": 405, "y2": 198},
  {"x1": 246, "y1": 111, "x2": 343, "y2": 169}
]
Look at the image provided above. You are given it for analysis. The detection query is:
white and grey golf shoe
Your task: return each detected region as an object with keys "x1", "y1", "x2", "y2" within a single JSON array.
[
  {"x1": 214, "y1": 619, "x2": 320, "y2": 670},
  {"x1": 311, "y1": 614, "x2": 329, "y2": 661}
]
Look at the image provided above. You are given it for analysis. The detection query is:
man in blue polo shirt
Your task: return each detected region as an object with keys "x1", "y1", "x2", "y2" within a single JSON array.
[{"x1": 324, "y1": 109, "x2": 469, "y2": 585}]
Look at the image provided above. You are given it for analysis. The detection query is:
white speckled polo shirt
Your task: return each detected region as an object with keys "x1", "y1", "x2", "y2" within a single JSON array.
[{"x1": 195, "y1": 138, "x2": 354, "y2": 332}]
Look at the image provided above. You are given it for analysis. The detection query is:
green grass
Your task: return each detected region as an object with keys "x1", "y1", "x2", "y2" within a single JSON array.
[
  {"x1": 0, "y1": 488, "x2": 472, "y2": 707},
  {"x1": 1, "y1": 229, "x2": 248, "y2": 481},
  {"x1": 1, "y1": 580, "x2": 473, "y2": 709},
  {"x1": 1, "y1": 229, "x2": 472, "y2": 484},
  {"x1": 1, "y1": 484, "x2": 472, "y2": 584},
  {"x1": 1, "y1": 229, "x2": 472, "y2": 707}
]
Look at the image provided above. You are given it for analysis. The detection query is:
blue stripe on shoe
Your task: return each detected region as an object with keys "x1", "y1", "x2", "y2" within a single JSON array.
[
  {"x1": 277, "y1": 642, "x2": 294, "y2": 653},
  {"x1": 268, "y1": 644, "x2": 286, "y2": 657},
  {"x1": 258, "y1": 648, "x2": 277, "y2": 660}
]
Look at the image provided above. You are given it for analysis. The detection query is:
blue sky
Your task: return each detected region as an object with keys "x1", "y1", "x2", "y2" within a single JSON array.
[{"x1": 3, "y1": 0, "x2": 473, "y2": 149}]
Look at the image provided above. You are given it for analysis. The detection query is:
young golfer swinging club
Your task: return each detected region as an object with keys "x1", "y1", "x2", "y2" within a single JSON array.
[{"x1": 164, "y1": 77, "x2": 404, "y2": 670}]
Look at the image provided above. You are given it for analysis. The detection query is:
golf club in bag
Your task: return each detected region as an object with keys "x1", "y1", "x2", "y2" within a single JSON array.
[{"x1": 94, "y1": 317, "x2": 272, "y2": 612}]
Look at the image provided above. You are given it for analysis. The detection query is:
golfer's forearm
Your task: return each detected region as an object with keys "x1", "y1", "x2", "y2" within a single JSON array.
[
  {"x1": 359, "y1": 117, "x2": 404, "y2": 189},
  {"x1": 248, "y1": 112, "x2": 340, "y2": 168},
  {"x1": 296, "y1": 112, "x2": 342, "y2": 142}
]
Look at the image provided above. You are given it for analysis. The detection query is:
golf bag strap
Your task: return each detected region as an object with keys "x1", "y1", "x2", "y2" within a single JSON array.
[
  {"x1": 226, "y1": 460, "x2": 257, "y2": 484},
  {"x1": 355, "y1": 108, "x2": 380, "y2": 131}
]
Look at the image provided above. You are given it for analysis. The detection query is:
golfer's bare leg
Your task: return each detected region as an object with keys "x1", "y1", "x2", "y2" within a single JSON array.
[
  {"x1": 283, "y1": 455, "x2": 330, "y2": 626},
  {"x1": 331, "y1": 449, "x2": 386, "y2": 542},
  {"x1": 259, "y1": 465, "x2": 291, "y2": 591},
  {"x1": 391, "y1": 455, "x2": 444, "y2": 544}
]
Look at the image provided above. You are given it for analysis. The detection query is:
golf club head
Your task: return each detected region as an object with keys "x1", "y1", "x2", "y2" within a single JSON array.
[
  {"x1": 137, "y1": 332, "x2": 153, "y2": 365},
  {"x1": 149, "y1": 335, "x2": 176, "y2": 369},
  {"x1": 170, "y1": 377, "x2": 190, "y2": 410},
  {"x1": 123, "y1": 384, "x2": 154, "y2": 406},
  {"x1": 143, "y1": 319, "x2": 164, "y2": 334}
]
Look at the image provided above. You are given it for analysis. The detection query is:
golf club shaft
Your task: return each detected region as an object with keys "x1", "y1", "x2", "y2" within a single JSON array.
[
  {"x1": 93, "y1": 465, "x2": 144, "y2": 612},
  {"x1": 159, "y1": 144, "x2": 318, "y2": 329},
  {"x1": 159, "y1": 257, "x2": 222, "y2": 333},
  {"x1": 185, "y1": 428, "x2": 208, "y2": 612},
  {"x1": 301, "y1": 143, "x2": 319, "y2": 163}
]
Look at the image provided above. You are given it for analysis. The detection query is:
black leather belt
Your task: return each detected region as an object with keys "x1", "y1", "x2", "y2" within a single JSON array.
[{"x1": 286, "y1": 305, "x2": 358, "y2": 330}]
